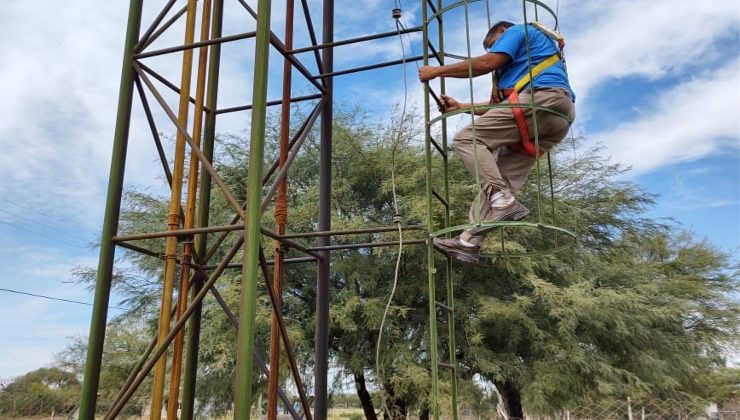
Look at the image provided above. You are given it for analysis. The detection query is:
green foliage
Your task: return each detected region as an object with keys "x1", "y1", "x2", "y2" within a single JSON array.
[
  {"x1": 0, "y1": 367, "x2": 80, "y2": 416},
  {"x1": 59, "y1": 104, "x2": 738, "y2": 419}
]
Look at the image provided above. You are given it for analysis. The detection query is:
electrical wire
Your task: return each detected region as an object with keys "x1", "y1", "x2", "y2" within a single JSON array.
[
  {"x1": 375, "y1": 14, "x2": 410, "y2": 420},
  {"x1": 0, "y1": 287, "x2": 128, "y2": 311}
]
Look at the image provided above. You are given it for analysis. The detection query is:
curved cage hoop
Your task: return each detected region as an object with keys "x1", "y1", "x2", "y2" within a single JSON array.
[{"x1": 432, "y1": 221, "x2": 576, "y2": 257}]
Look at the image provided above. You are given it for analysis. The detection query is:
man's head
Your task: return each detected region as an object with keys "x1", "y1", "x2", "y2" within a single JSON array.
[{"x1": 483, "y1": 21, "x2": 514, "y2": 50}]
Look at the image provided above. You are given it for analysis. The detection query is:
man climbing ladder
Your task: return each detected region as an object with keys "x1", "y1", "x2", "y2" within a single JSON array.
[{"x1": 418, "y1": 20, "x2": 576, "y2": 263}]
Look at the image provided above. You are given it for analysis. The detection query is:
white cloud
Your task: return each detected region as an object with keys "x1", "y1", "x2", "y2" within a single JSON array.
[
  {"x1": 565, "y1": 0, "x2": 739, "y2": 101},
  {"x1": 593, "y1": 61, "x2": 739, "y2": 173}
]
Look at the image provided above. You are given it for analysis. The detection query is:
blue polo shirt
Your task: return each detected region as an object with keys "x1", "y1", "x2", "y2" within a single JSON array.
[{"x1": 488, "y1": 24, "x2": 575, "y2": 101}]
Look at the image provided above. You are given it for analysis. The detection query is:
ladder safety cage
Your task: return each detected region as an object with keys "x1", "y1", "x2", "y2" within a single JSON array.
[{"x1": 422, "y1": 0, "x2": 577, "y2": 418}]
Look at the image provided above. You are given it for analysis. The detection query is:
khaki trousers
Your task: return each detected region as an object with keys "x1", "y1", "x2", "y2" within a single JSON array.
[{"x1": 455, "y1": 88, "x2": 576, "y2": 246}]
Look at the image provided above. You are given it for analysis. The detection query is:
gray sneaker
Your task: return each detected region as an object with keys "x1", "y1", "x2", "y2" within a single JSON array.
[
  {"x1": 433, "y1": 237, "x2": 480, "y2": 263},
  {"x1": 470, "y1": 199, "x2": 530, "y2": 235}
]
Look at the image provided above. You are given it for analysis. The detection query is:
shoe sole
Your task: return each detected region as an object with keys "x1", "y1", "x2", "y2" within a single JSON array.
[
  {"x1": 470, "y1": 204, "x2": 530, "y2": 235},
  {"x1": 432, "y1": 238, "x2": 480, "y2": 264}
]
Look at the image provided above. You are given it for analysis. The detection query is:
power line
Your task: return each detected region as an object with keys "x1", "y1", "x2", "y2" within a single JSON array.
[
  {"x1": 0, "y1": 287, "x2": 128, "y2": 311},
  {"x1": 0, "y1": 196, "x2": 100, "y2": 235},
  {"x1": 0, "y1": 220, "x2": 88, "y2": 248},
  {"x1": 0, "y1": 207, "x2": 92, "y2": 244}
]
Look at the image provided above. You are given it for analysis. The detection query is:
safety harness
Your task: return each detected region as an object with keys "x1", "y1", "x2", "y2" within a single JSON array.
[{"x1": 497, "y1": 23, "x2": 565, "y2": 157}]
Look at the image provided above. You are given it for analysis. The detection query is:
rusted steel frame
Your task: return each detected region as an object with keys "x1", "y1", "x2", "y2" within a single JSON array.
[
  {"x1": 150, "y1": 0, "x2": 198, "y2": 416},
  {"x1": 139, "y1": 4, "x2": 188, "y2": 52},
  {"x1": 290, "y1": 25, "x2": 422, "y2": 54},
  {"x1": 135, "y1": 0, "x2": 177, "y2": 52},
  {"x1": 260, "y1": 99, "x2": 322, "y2": 213},
  {"x1": 207, "y1": 286, "x2": 302, "y2": 420},
  {"x1": 205, "y1": 257, "x2": 316, "y2": 270},
  {"x1": 268, "y1": 0, "x2": 295, "y2": 415},
  {"x1": 308, "y1": 239, "x2": 426, "y2": 251},
  {"x1": 282, "y1": 224, "x2": 426, "y2": 238},
  {"x1": 134, "y1": 76, "x2": 173, "y2": 185},
  {"x1": 115, "y1": 224, "x2": 242, "y2": 241},
  {"x1": 262, "y1": 99, "x2": 322, "y2": 186},
  {"x1": 258, "y1": 248, "x2": 314, "y2": 420},
  {"x1": 214, "y1": 93, "x2": 320, "y2": 115},
  {"x1": 262, "y1": 227, "x2": 322, "y2": 260},
  {"x1": 313, "y1": 55, "x2": 424, "y2": 79},
  {"x1": 135, "y1": 31, "x2": 256, "y2": 59},
  {"x1": 135, "y1": 63, "x2": 247, "y2": 221},
  {"x1": 299, "y1": 0, "x2": 324, "y2": 75},
  {"x1": 138, "y1": 62, "x2": 202, "y2": 109},
  {"x1": 202, "y1": 100, "x2": 323, "y2": 263},
  {"x1": 104, "y1": 233, "x2": 245, "y2": 420},
  {"x1": 234, "y1": 0, "x2": 327, "y2": 94},
  {"x1": 167, "y1": 0, "x2": 214, "y2": 416}
]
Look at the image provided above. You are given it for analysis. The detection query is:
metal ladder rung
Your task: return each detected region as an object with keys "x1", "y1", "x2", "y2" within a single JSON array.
[
  {"x1": 438, "y1": 362, "x2": 455, "y2": 370},
  {"x1": 430, "y1": 137, "x2": 447, "y2": 159},
  {"x1": 431, "y1": 189, "x2": 449, "y2": 208},
  {"x1": 427, "y1": 41, "x2": 443, "y2": 66},
  {"x1": 435, "y1": 301, "x2": 452, "y2": 312}
]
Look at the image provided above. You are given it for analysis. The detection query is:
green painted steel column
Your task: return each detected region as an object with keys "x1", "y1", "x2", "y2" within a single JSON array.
[
  {"x1": 421, "y1": 1, "x2": 440, "y2": 419},
  {"x1": 79, "y1": 0, "x2": 143, "y2": 418},
  {"x1": 234, "y1": 0, "x2": 272, "y2": 417},
  {"x1": 180, "y1": 1, "x2": 224, "y2": 418}
]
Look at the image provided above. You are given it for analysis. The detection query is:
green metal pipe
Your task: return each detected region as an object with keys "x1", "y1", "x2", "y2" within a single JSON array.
[
  {"x1": 180, "y1": 0, "x2": 224, "y2": 418},
  {"x1": 78, "y1": 1, "x2": 142, "y2": 418},
  {"x1": 421, "y1": 2, "x2": 441, "y2": 418},
  {"x1": 234, "y1": 0, "x2": 272, "y2": 417}
]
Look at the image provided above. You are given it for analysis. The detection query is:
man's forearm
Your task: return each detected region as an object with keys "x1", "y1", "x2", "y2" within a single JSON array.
[{"x1": 436, "y1": 57, "x2": 492, "y2": 78}]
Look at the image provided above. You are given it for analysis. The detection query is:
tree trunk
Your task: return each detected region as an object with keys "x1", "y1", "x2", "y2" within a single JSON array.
[
  {"x1": 354, "y1": 373, "x2": 378, "y2": 420},
  {"x1": 382, "y1": 382, "x2": 408, "y2": 420},
  {"x1": 494, "y1": 380, "x2": 524, "y2": 419}
]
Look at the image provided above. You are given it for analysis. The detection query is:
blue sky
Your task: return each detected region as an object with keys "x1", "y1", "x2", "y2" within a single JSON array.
[{"x1": 0, "y1": 0, "x2": 737, "y2": 379}]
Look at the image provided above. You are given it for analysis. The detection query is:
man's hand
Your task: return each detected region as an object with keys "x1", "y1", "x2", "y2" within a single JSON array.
[
  {"x1": 440, "y1": 95, "x2": 462, "y2": 112},
  {"x1": 419, "y1": 65, "x2": 440, "y2": 82}
]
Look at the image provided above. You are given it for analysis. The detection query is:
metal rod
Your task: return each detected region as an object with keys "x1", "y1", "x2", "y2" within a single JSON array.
[
  {"x1": 79, "y1": 1, "x2": 142, "y2": 417},
  {"x1": 258, "y1": 248, "x2": 314, "y2": 420},
  {"x1": 315, "y1": 0, "x2": 333, "y2": 417},
  {"x1": 104, "y1": 234, "x2": 245, "y2": 420},
  {"x1": 202, "y1": 101, "x2": 322, "y2": 264},
  {"x1": 181, "y1": 1, "x2": 224, "y2": 413},
  {"x1": 290, "y1": 26, "x2": 422, "y2": 54},
  {"x1": 134, "y1": 76, "x2": 173, "y2": 186},
  {"x1": 204, "y1": 257, "x2": 316, "y2": 270},
  {"x1": 135, "y1": 64, "x2": 247, "y2": 221},
  {"x1": 167, "y1": 0, "x2": 213, "y2": 415},
  {"x1": 234, "y1": 0, "x2": 327, "y2": 94},
  {"x1": 138, "y1": 4, "x2": 187, "y2": 51},
  {"x1": 116, "y1": 241, "x2": 163, "y2": 259},
  {"x1": 312, "y1": 55, "x2": 424, "y2": 79},
  {"x1": 421, "y1": 0, "x2": 441, "y2": 417},
  {"x1": 215, "y1": 93, "x2": 321, "y2": 115},
  {"x1": 260, "y1": 99, "x2": 323, "y2": 213},
  {"x1": 135, "y1": 0, "x2": 177, "y2": 52},
  {"x1": 138, "y1": 62, "x2": 203, "y2": 109},
  {"x1": 268, "y1": 0, "x2": 295, "y2": 415},
  {"x1": 299, "y1": 0, "x2": 324, "y2": 74},
  {"x1": 150, "y1": 0, "x2": 198, "y2": 416},
  {"x1": 234, "y1": 0, "x2": 272, "y2": 415},
  {"x1": 308, "y1": 239, "x2": 425, "y2": 251},
  {"x1": 208, "y1": 286, "x2": 303, "y2": 420},
  {"x1": 281, "y1": 224, "x2": 425, "y2": 238},
  {"x1": 135, "y1": 31, "x2": 256, "y2": 59}
]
